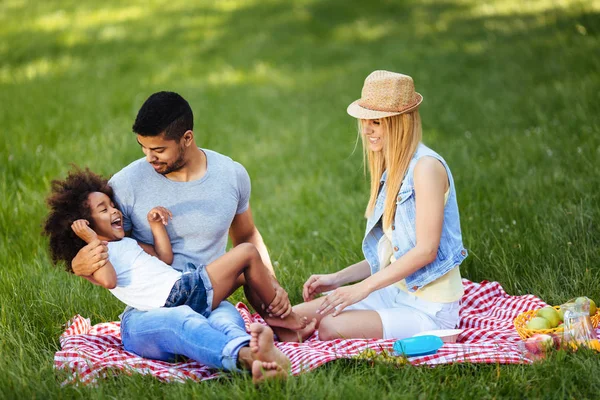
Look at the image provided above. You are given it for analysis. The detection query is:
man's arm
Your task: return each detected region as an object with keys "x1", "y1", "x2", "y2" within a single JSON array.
[{"x1": 229, "y1": 207, "x2": 274, "y2": 275}]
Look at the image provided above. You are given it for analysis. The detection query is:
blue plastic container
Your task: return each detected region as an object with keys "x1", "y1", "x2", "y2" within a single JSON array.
[{"x1": 393, "y1": 335, "x2": 444, "y2": 357}]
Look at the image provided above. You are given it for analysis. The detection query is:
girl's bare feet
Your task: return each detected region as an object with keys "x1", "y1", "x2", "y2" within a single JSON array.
[
  {"x1": 249, "y1": 323, "x2": 290, "y2": 379},
  {"x1": 251, "y1": 360, "x2": 286, "y2": 384},
  {"x1": 263, "y1": 311, "x2": 308, "y2": 330}
]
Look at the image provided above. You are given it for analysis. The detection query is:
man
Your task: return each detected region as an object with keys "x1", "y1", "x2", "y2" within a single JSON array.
[{"x1": 71, "y1": 91, "x2": 290, "y2": 381}]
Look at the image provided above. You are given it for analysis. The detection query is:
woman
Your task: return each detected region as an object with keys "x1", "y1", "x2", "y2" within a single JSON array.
[{"x1": 283, "y1": 70, "x2": 468, "y2": 341}]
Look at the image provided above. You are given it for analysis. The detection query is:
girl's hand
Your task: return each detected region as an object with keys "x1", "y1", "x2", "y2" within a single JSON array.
[
  {"x1": 71, "y1": 219, "x2": 98, "y2": 244},
  {"x1": 147, "y1": 206, "x2": 172, "y2": 225},
  {"x1": 316, "y1": 282, "x2": 370, "y2": 317},
  {"x1": 266, "y1": 283, "x2": 292, "y2": 318},
  {"x1": 302, "y1": 273, "x2": 341, "y2": 302}
]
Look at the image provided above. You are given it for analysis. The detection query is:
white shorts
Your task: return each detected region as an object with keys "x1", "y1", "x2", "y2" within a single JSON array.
[{"x1": 344, "y1": 284, "x2": 460, "y2": 340}]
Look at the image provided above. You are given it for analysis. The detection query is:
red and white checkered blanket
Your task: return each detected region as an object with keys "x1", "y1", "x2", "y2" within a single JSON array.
[{"x1": 54, "y1": 279, "x2": 555, "y2": 385}]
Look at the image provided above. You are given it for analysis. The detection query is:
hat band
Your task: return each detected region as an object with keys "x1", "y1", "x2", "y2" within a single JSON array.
[{"x1": 358, "y1": 96, "x2": 420, "y2": 114}]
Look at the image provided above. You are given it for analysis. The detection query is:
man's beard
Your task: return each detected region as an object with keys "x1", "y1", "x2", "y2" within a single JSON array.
[{"x1": 153, "y1": 150, "x2": 186, "y2": 175}]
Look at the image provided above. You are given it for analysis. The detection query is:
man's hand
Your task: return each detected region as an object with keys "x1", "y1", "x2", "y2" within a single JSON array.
[
  {"x1": 147, "y1": 206, "x2": 172, "y2": 226},
  {"x1": 302, "y1": 273, "x2": 341, "y2": 302},
  {"x1": 266, "y1": 281, "x2": 292, "y2": 318},
  {"x1": 71, "y1": 219, "x2": 98, "y2": 244},
  {"x1": 71, "y1": 239, "x2": 109, "y2": 276}
]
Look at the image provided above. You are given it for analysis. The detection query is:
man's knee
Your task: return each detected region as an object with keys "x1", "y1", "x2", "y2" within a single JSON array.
[{"x1": 318, "y1": 315, "x2": 343, "y2": 341}]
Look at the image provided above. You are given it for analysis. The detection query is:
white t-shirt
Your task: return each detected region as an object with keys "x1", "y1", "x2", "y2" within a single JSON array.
[{"x1": 107, "y1": 237, "x2": 182, "y2": 311}]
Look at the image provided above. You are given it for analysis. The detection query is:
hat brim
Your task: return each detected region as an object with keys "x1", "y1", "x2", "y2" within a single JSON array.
[{"x1": 346, "y1": 93, "x2": 423, "y2": 119}]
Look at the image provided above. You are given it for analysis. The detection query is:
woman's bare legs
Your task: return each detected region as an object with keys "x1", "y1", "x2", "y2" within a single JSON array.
[
  {"x1": 273, "y1": 298, "x2": 384, "y2": 341},
  {"x1": 205, "y1": 243, "x2": 310, "y2": 332}
]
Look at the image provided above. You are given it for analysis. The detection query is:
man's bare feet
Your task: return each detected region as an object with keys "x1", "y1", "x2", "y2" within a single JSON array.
[
  {"x1": 249, "y1": 323, "x2": 290, "y2": 376},
  {"x1": 263, "y1": 311, "x2": 308, "y2": 330},
  {"x1": 251, "y1": 360, "x2": 287, "y2": 384},
  {"x1": 273, "y1": 318, "x2": 317, "y2": 343}
]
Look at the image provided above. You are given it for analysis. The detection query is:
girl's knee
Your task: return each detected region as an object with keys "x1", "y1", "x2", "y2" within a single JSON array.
[
  {"x1": 318, "y1": 315, "x2": 343, "y2": 341},
  {"x1": 236, "y1": 242, "x2": 260, "y2": 261}
]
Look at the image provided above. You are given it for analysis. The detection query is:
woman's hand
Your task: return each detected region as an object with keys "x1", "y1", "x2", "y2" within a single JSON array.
[
  {"x1": 147, "y1": 206, "x2": 172, "y2": 225},
  {"x1": 316, "y1": 282, "x2": 370, "y2": 317},
  {"x1": 302, "y1": 273, "x2": 341, "y2": 302}
]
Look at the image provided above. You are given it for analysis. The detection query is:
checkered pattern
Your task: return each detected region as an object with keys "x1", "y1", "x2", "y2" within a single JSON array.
[{"x1": 54, "y1": 280, "x2": 570, "y2": 385}]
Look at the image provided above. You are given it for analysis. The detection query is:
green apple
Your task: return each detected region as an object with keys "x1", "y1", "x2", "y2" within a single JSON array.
[
  {"x1": 575, "y1": 297, "x2": 598, "y2": 316},
  {"x1": 536, "y1": 306, "x2": 561, "y2": 328},
  {"x1": 527, "y1": 317, "x2": 552, "y2": 330}
]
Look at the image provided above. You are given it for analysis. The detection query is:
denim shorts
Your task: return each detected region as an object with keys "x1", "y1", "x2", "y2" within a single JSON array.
[{"x1": 163, "y1": 264, "x2": 214, "y2": 318}]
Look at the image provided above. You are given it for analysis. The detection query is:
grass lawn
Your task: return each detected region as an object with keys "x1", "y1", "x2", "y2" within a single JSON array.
[{"x1": 1, "y1": 0, "x2": 600, "y2": 398}]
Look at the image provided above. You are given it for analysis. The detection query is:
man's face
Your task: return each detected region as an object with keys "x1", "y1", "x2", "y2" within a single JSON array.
[{"x1": 137, "y1": 133, "x2": 186, "y2": 175}]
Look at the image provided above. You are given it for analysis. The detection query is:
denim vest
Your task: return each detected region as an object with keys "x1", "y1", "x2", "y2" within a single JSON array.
[{"x1": 361, "y1": 143, "x2": 468, "y2": 292}]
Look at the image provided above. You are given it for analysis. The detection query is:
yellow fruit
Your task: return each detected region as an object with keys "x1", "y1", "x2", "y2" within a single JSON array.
[
  {"x1": 537, "y1": 307, "x2": 561, "y2": 328},
  {"x1": 527, "y1": 317, "x2": 552, "y2": 330},
  {"x1": 575, "y1": 297, "x2": 597, "y2": 316},
  {"x1": 589, "y1": 299, "x2": 597, "y2": 316}
]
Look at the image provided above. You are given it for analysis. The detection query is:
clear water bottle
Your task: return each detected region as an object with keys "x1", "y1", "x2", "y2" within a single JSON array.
[{"x1": 562, "y1": 299, "x2": 598, "y2": 350}]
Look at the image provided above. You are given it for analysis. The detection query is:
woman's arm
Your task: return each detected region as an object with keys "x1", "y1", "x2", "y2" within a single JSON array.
[
  {"x1": 303, "y1": 259, "x2": 371, "y2": 301},
  {"x1": 147, "y1": 207, "x2": 173, "y2": 265},
  {"x1": 336, "y1": 259, "x2": 372, "y2": 285},
  {"x1": 318, "y1": 157, "x2": 448, "y2": 315}
]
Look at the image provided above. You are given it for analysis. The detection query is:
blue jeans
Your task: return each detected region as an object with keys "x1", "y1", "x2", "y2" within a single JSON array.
[
  {"x1": 164, "y1": 266, "x2": 213, "y2": 317},
  {"x1": 120, "y1": 300, "x2": 251, "y2": 371}
]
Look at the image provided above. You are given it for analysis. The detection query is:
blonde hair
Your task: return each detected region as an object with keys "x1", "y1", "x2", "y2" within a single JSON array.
[{"x1": 360, "y1": 111, "x2": 422, "y2": 230}]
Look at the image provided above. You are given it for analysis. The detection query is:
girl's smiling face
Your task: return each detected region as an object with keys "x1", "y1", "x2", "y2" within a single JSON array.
[
  {"x1": 87, "y1": 192, "x2": 124, "y2": 241},
  {"x1": 362, "y1": 119, "x2": 385, "y2": 152}
]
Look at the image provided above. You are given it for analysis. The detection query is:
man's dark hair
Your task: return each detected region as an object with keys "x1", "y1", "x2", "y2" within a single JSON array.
[
  {"x1": 42, "y1": 167, "x2": 114, "y2": 273},
  {"x1": 132, "y1": 91, "x2": 194, "y2": 141}
]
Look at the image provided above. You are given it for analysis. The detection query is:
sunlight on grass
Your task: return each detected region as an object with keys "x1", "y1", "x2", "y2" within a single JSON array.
[
  {"x1": 35, "y1": 6, "x2": 149, "y2": 32},
  {"x1": 470, "y1": 0, "x2": 599, "y2": 16},
  {"x1": 0, "y1": 54, "x2": 82, "y2": 83},
  {"x1": 332, "y1": 19, "x2": 395, "y2": 42},
  {"x1": 206, "y1": 62, "x2": 295, "y2": 88}
]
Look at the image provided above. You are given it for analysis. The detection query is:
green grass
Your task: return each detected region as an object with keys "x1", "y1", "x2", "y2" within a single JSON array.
[{"x1": 1, "y1": 0, "x2": 600, "y2": 398}]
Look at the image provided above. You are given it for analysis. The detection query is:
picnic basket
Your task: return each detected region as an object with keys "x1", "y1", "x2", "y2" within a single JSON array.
[{"x1": 514, "y1": 306, "x2": 600, "y2": 340}]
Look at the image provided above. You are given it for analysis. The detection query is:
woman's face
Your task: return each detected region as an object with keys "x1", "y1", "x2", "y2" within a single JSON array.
[{"x1": 362, "y1": 119, "x2": 385, "y2": 152}]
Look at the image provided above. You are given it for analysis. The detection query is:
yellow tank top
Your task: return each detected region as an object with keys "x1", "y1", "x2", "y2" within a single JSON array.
[{"x1": 377, "y1": 188, "x2": 464, "y2": 303}]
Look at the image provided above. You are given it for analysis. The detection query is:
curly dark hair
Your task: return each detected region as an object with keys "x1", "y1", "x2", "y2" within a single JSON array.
[
  {"x1": 132, "y1": 91, "x2": 193, "y2": 141},
  {"x1": 43, "y1": 167, "x2": 114, "y2": 272}
]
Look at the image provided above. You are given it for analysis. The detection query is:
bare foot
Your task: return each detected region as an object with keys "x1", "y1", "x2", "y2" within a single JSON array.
[
  {"x1": 264, "y1": 311, "x2": 308, "y2": 330},
  {"x1": 273, "y1": 318, "x2": 317, "y2": 343},
  {"x1": 251, "y1": 360, "x2": 287, "y2": 384},
  {"x1": 249, "y1": 323, "x2": 290, "y2": 373}
]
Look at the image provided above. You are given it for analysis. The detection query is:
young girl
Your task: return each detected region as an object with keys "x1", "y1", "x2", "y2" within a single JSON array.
[
  {"x1": 43, "y1": 168, "x2": 314, "y2": 337},
  {"x1": 281, "y1": 70, "x2": 468, "y2": 340}
]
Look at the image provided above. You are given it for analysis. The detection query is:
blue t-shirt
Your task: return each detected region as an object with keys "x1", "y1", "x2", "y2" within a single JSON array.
[{"x1": 109, "y1": 148, "x2": 251, "y2": 272}]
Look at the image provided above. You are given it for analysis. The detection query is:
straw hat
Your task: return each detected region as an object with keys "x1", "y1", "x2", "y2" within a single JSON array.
[{"x1": 347, "y1": 70, "x2": 423, "y2": 119}]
